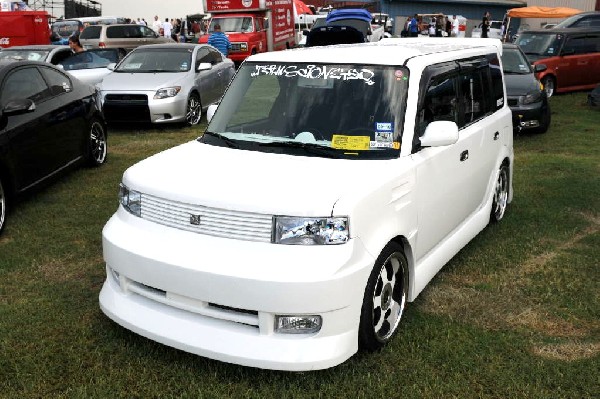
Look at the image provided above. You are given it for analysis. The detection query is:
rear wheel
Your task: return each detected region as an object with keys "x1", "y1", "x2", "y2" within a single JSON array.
[
  {"x1": 359, "y1": 242, "x2": 408, "y2": 351},
  {"x1": 0, "y1": 174, "x2": 7, "y2": 235},
  {"x1": 185, "y1": 93, "x2": 202, "y2": 126},
  {"x1": 541, "y1": 76, "x2": 555, "y2": 98},
  {"x1": 491, "y1": 163, "x2": 509, "y2": 223},
  {"x1": 86, "y1": 117, "x2": 107, "y2": 167}
]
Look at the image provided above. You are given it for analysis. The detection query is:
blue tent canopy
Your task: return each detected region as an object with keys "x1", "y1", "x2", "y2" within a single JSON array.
[{"x1": 326, "y1": 9, "x2": 372, "y2": 23}]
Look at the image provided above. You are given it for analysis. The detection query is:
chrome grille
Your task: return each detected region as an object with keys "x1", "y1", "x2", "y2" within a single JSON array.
[{"x1": 141, "y1": 193, "x2": 273, "y2": 242}]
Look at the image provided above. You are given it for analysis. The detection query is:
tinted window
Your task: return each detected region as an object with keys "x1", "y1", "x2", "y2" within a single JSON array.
[
  {"x1": 571, "y1": 16, "x2": 600, "y2": 28},
  {"x1": 59, "y1": 50, "x2": 117, "y2": 70},
  {"x1": 418, "y1": 75, "x2": 458, "y2": 136},
  {"x1": 489, "y1": 54, "x2": 505, "y2": 112},
  {"x1": 107, "y1": 25, "x2": 141, "y2": 38},
  {"x1": 458, "y1": 69, "x2": 486, "y2": 126},
  {"x1": 39, "y1": 66, "x2": 72, "y2": 96},
  {"x1": 515, "y1": 33, "x2": 565, "y2": 57},
  {"x1": 563, "y1": 36, "x2": 587, "y2": 55},
  {"x1": 80, "y1": 25, "x2": 102, "y2": 39},
  {"x1": 0, "y1": 67, "x2": 51, "y2": 105},
  {"x1": 141, "y1": 26, "x2": 157, "y2": 38},
  {"x1": 588, "y1": 35, "x2": 600, "y2": 53}
]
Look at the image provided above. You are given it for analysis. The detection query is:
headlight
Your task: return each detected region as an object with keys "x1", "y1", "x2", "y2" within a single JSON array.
[
  {"x1": 118, "y1": 183, "x2": 141, "y2": 217},
  {"x1": 153, "y1": 86, "x2": 181, "y2": 99},
  {"x1": 274, "y1": 217, "x2": 349, "y2": 245},
  {"x1": 522, "y1": 90, "x2": 542, "y2": 105}
]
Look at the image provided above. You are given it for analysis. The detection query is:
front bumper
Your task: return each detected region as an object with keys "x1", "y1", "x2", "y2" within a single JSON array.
[
  {"x1": 100, "y1": 208, "x2": 375, "y2": 370},
  {"x1": 101, "y1": 90, "x2": 188, "y2": 124},
  {"x1": 508, "y1": 97, "x2": 547, "y2": 131}
]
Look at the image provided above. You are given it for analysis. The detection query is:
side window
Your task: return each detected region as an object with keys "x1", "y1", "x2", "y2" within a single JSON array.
[
  {"x1": 196, "y1": 48, "x2": 211, "y2": 67},
  {"x1": 142, "y1": 26, "x2": 157, "y2": 38},
  {"x1": 562, "y1": 36, "x2": 587, "y2": 55},
  {"x1": 588, "y1": 35, "x2": 600, "y2": 53},
  {"x1": 417, "y1": 75, "x2": 458, "y2": 136},
  {"x1": 0, "y1": 67, "x2": 51, "y2": 105},
  {"x1": 458, "y1": 68, "x2": 486, "y2": 126},
  {"x1": 39, "y1": 67, "x2": 72, "y2": 96},
  {"x1": 51, "y1": 49, "x2": 74, "y2": 65},
  {"x1": 255, "y1": 18, "x2": 262, "y2": 32},
  {"x1": 209, "y1": 48, "x2": 223, "y2": 64},
  {"x1": 487, "y1": 53, "x2": 505, "y2": 112}
]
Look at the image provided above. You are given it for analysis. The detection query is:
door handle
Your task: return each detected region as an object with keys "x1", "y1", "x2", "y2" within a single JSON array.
[
  {"x1": 493, "y1": 131, "x2": 500, "y2": 140},
  {"x1": 460, "y1": 150, "x2": 469, "y2": 162}
]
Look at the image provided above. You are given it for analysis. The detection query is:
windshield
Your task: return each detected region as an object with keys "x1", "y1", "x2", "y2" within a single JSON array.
[
  {"x1": 59, "y1": 50, "x2": 119, "y2": 70},
  {"x1": 515, "y1": 33, "x2": 565, "y2": 57},
  {"x1": 501, "y1": 47, "x2": 532, "y2": 74},
  {"x1": 210, "y1": 17, "x2": 253, "y2": 33},
  {"x1": 203, "y1": 62, "x2": 409, "y2": 160},
  {"x1": 52, "y1": 21, "x2": 81, "y2": 37},
  {"x1": 116, "y1": 48, "x2": 193, "y2": 73},
  {"x1": 0, "y1": 50, "x2": 50, "y2": 62}
]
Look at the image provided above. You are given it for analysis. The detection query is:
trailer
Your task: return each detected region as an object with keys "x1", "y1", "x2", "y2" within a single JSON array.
[{"x1": 0, "y1": 11, "x2": 51, "y2": 48}]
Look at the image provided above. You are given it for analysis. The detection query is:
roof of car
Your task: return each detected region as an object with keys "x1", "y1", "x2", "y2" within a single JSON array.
[
  {"x1": 248, "y1": 38, "x2": 502, "y2": 65},
  {"x1": 520, "y1": 27, "x2": 600, "y2": 34},
  {"x1": 134, "y1": 43, "x2": 208, "y2": 51}
]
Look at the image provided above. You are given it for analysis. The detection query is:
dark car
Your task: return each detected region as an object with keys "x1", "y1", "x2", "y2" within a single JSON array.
[
  {"x1": 554, "y1": 11, "x2": 600, "y2": 29},
  {"x1": 0, "y1": 60, "x2": 107, "y2": 234},
  {"x1": 501, "y1": 43, "x2": 551, "y2": 133}
]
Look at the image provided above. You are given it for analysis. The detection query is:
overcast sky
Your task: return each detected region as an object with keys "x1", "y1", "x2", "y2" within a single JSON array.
[{"x1": 99, "y1": 0, "x2": 204, "y2": 23}]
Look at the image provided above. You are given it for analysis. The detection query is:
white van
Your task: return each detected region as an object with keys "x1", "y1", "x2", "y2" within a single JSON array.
[{"x1": 100, "y1": 38, "x2": 514, "y2": 371}]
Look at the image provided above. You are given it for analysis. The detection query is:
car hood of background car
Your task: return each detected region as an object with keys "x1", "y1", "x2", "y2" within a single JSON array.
[
  {"x1": 505, "y1": 73, "x2": 541, "y2": 96},
  {"x1": 100, "y1": 71, "x2": 188, "y2": 91},
  {"x1": 122, "y1": 140, "x2": 401, "y2": 216}
]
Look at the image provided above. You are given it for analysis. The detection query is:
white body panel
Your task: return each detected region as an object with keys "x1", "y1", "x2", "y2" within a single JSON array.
[{"x1": 100, "y1": 38, "x2": 514, "y2": 370}]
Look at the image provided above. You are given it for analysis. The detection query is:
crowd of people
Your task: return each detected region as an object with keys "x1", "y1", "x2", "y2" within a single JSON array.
[{"x1": 402, "y1": 12, "x2": 496, "y2": 38}]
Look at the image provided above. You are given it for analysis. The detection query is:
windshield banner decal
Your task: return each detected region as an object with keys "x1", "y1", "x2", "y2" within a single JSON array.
[{"x1": 251, "y1": 64, "x2": 375, "y2": 85}]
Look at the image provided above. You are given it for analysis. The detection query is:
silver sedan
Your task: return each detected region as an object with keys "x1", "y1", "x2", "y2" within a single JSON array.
[{"x1": 98, "y1": 43, "x2": 235, "y2": 125}]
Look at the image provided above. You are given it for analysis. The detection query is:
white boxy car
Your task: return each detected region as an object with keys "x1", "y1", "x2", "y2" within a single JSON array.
[{"x1": 100, "y1": 38, "x2": 514, "y2": 371}]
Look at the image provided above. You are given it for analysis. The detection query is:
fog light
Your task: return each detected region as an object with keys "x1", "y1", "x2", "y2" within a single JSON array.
[{"x1": 275, "y1": 315, "x2": 322, "y2": 334}]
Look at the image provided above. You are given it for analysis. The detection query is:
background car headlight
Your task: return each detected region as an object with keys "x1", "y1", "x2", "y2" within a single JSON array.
[
  {"x1": 154, "y1": 86, "x2": 181, "y2": 99},
  {"x1": 274, "y1": 217, "x2": 349, "y2": 245},
  {"x1": 521, "y1": 90, "x2": 542, "y2": 105},
  {"x1": 118, "y1": 183, "x2": 141, "y2": 217}
]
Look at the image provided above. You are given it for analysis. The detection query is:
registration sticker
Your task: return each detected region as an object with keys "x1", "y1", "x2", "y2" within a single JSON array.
[
  {"x1": 331, "y1": 135, "x2": 370, "y2": 150},
  {"x1": 375, "y1": 122, "x2": 392, "y2": 131}
]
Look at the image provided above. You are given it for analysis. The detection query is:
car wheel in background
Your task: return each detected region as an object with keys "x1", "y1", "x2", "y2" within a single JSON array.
[
  {"x1": 541, "y1": 76, "x2": 555, "y2": 98},
  {"x1": 359, "y1": 242, "x2": 408, "y2": 351},
  {"x1": 87, "y1": 118, "x2": 107, "y2": 166},
  {"x1": 0, "y1": 175, "x2": 7, "y2": 235},
  {"x1": 185, "y1": 93, "x2": 202, "y2": 126},
  {"x1": 490, "y1": 163, "x2": 509, "y2": 223}
]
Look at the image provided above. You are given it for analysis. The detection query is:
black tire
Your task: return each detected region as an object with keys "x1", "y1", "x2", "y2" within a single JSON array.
[
  {"x1": 541, "y1": 76, "x2": 555, "y2": 98},
  {"x1": 185, "y1": 93, "x2": 202, "y2": 126},
  {"x1": 359, "y1": 242, "x2": 408, "y2": 351},
  {"x1": 0, "y1": 174, "x2": 6, "y2": 235},
  {"x1": 533, "y1": 103, "x2": 551, "y2": 134},
  {"x1": 86, "y1": 117, "x2": 107, "y2": 167},
  {"x1": 490, "y1": 163, "x2": 509, "y2": 223}
]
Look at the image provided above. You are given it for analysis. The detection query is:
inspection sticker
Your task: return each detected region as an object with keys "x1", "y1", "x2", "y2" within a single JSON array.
[
  {"x1": 375, "y1": 122, "x2": 392, "y2": 131},
  {"x1": 331, "y1": 135, "x2": 370, "y2": 150}
]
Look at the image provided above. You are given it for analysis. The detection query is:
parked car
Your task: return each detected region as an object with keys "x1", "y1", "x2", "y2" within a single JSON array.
[
  {"x1": 515, "y1": 28, "x2": 600, "y2": 97},
  {"x1": 0, "y1": 60, "x2": 107, "y2": 234},
  {"x1": 501, "y1": 43, "x2": 550, "y2": 133},
  {"x1": 0, "y1": 45, "x2": 73, "y2": 65},
  {"x1": 554, "y1": 11, "x2": 600, "y2": 29},
  {"x1": 99, "y1": 38, "x2": 513, "y2": 371},
  {"x1": 79, "y1": 24, "x2": 174, "y2": 58},
  {"x1": 298, "y1": 16, "x2": 326, "y2": 47},
  {"x1": 97, "y1": 43, "x2": 235, "y2": 125},
  {"x1": 371, "y1": 12, "x2": 393, "y2": 34},
  {"x1": 51, "y1": 16, "x2": 127, "y2": 41},
  {"x1": 471, "y1": 20, "x2": 503, "y2": 39}
]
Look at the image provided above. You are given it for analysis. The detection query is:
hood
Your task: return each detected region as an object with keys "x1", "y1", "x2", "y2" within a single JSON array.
[
  {"x1": 100, "y1": 71, "x2": 187, "y2": 91},
  {"x1": 123, "y1": 141, "x2": 397, "y2": 216},
  {"x1": 504, "y1": 72, "x2": 540, "y2": 96}
]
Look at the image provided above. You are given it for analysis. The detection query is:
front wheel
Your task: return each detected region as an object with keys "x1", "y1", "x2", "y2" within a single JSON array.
[
  {"x1": 185, "y1": 93, "x2": 202, "y2": 126},
  {"x1": 541, "y1": 76, "x2": 555, "y2": 98},
  {"x1": 86, "y1": 118, "x2": 107, "y2": 166},
  {"x1": 490, "y1": 163, "x2": 509, "y2": 223},
  {"x1": 0, "y1": 174, "x2": 7, "y2": 235},
  {"x1": 359, "y1": 242, "x2": 408, "y2": 351}
]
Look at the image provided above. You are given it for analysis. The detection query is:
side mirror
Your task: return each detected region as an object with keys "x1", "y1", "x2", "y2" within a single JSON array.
[
  {"x1": 207, "y1": 104, "x2": 218, "y2": 122},
  {"x1": 107, "y1": 63, "x2": 116, "y2": 71},
  {"x1": 533, "y1": 64, "x2": 547, "y2": 73},
  {"x1": 197, "y1": 62, "x2": 212, "y2": 72},
  {"x1": 420, "y1": 120, "x2": 459, "y2": 147},
  {"x1": 3, "y1": 99, "x2": 36, "y2": 117}
]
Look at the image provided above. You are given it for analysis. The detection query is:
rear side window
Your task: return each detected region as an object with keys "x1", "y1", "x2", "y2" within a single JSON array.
[
  {"x1": 81, "y1": 25, "x2": 102, "y2": 39},
  {"x1": 0, "y1": 67, "x2": 51, "y2": 105},
  {"x1": 563, "y1": 36, "x2": 588, "y2": 55},
  {"x1": 39, "y1": 66, "x2": 72, "y2": 96},
  {"x1": 488, "y1": 53, "x2": 504, "y2": 111},
  {"x1": 108, "y1": 25, "x2": 142, "y2": 38}
]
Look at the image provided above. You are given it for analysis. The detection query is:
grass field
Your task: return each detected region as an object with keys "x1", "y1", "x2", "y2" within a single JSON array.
[{"x1": 0, "y1": 93, "x2": 598, "y2": 398}]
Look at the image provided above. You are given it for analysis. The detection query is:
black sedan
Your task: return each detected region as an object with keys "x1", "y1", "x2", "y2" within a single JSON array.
[
  {"x1": 0, "y1": 60, "x2": 107, "y2": 234},
  {"x1": 502, "y1": 43, "x2": 551, "y2": 134}
]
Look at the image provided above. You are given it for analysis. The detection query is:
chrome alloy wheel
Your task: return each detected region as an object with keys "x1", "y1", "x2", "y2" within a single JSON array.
[
  {"x1": 89, "y1": 120, "x2": 107, "y2": 165},
  {"x1": 492, "y1": 165, "x2": 509, "y2": 222},
  {"x1": 186, "y1": 94, "x2": 202, "y2": 125}
]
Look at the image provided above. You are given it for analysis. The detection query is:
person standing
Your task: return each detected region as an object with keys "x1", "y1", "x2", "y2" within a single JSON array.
[
  {"x1": 410, "y1": 14, "x2": 419, "y2": 37},
  {"x1": 452, "y1": 15, "x2": 459, "y2": 37},
  {"x1": 152, "y1": 15, "x2": 162, "y2": 33},
  {"x1": 481, "y1": 12, "x2": 490, "y2": 38},
  {"x1": 207, "y1": 24, "x2": 231, "y2": 57},
  {"x1": 68, "y1": 34, "x2": 85, "y2": 53},
  {"x1": 162, "y1": 18, "x2": 173, "y2": 39}
]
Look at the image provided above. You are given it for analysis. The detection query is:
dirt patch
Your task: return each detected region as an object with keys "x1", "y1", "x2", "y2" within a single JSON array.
[
  {"x1": 533, "y1": 342, "x2": 600, "y2": 362},
  {"x1": 36, "y1": 255, "x2": 104, "y2": 283}
]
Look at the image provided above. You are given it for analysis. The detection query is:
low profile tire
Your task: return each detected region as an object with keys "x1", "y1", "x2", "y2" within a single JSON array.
[
  {"x1": 359, "y1": 242, "x2": 409, "y2": 351},
  {"x1": 0, "y1": 175, "x2": 6, "y2": 234},
  {"x1": 542, "y1": 76, "x2": 555, "y2": 98},
  {"x1": 86, "y1": 118, "x2": 107, "y2": 167},
  {"x1": 185, "y1": 93, "x2": 202, "y2": 126},
  {"x1": 490, "y1": 163, "x2": 509, "y2": 223}
]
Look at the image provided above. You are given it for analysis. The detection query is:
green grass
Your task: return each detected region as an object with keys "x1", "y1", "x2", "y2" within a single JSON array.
[{"x1": 1, "y1": 94, "x2": 598, "y2": 398}]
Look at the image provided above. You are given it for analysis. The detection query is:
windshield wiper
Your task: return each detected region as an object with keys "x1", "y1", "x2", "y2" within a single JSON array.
[
  {"x1": 201, "y1": 131, "x2": 240, "y2": 148},
  {"x1": 258, "y1": 140, "x2": 341, "y2": 158}
]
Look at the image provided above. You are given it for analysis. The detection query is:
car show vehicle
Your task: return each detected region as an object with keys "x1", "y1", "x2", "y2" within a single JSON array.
[
  {"x1": 97, "y1": 43, "x2": 234, "y2": 125},
  {"x1": 79, "y1": 24, "x2": 174, "y2": 58},
  {"x1": 515, "y1": 28, "x2": 600, "y2": 97},
  {"x1": 99, "y1": 38, "x2": 513, "y2": 371},
  {"x1": 198, "y1": 0, "x2": 296, "y2": 64},
  {"x1": 0, "y1": 60, "x2": 107, "y2": 235},
  {"x1": 501, "y1": 43, "x2": 550, "y2": 133}
]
